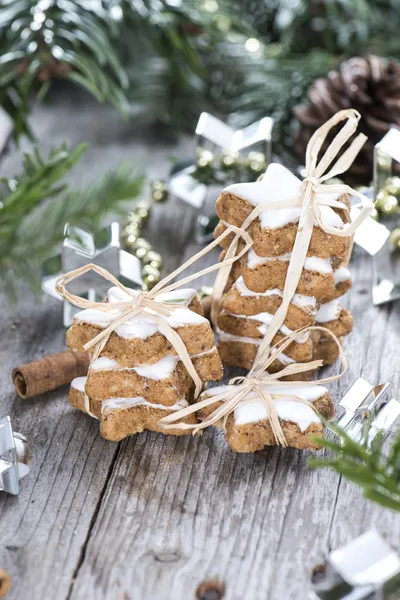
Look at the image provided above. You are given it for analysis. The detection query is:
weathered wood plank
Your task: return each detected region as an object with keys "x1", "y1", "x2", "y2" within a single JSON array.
[{"x1": 0, "y1": 293, "x2": 119, "y2": 600}]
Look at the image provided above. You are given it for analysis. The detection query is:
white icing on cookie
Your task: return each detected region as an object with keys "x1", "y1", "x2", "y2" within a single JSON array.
[
  {"x1": 71, "y1": 376, "x2": 87, "y2": 393},
  {"x1": 107, "y1": 286, "x2": 196, "y2": 305},
  {"x1": 134, "y1": 355, "x2": 180, "y2": 380},
  {"x1": 303, "y1": 256, "x2": 332, "y2": 274},
  {"x1": 247, "y1": 249, "x2": 291, "y2": 268},
  {"x1": 101, "y1": 396, "x2": 188, "y2": 412},
  {"x1": 202, "y1": 383, "x2": 326, "y2": 430},
  {"x1": 74, "y1": 286, "x2": 207, "y2": 340},
  {"x1": 90, "y1": 355, "x2": 179, "y2": 379},
  {"x1": 234, "y1": 276, "x2": 316, "y2": 310},
  {"x1": 235, "y1": 399, "x2": 321, "y2": 430},
  {"x1": 248, "y1": 250, "x2": 333, "y2": 275},
  {"x1": 254, "y1": 316, "x2": 309, "y2": 343},
  {"x1": 217, "y1": 329, "x2": 295, "y2": 365},
  {"x1": 90, "y1": 348, "x2": 217, "y2": 379},
  {"x1": 226, "y1": 311, "x2": 309, "y2": 343},
  {"x1": 316, "y1": 299, "x2": 341, "y2": 323},
  {"x1": 91, "y1": 357, "x2": 120, "y2": 370},
  {"x1": 333, "y1": 266, "x2": 351, "y2": 283},
  {"x1": 223, "y1": 163, "x2": 344, "y2": 230},
  {"x1": 292, "y1": 293, "x2": 317, "y2": 309}
]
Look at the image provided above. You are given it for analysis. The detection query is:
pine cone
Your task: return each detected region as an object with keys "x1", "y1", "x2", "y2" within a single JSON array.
[{"x1": 295, "y1": 55, "x2": 400, "y2": 185}]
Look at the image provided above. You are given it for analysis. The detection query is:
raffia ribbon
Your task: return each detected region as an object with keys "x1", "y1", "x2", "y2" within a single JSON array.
[
  {"x1": 159, "y1": 325, "x2": 346, "y2": 444},
  {"x1": 161, "y1": 109, "x2": 373, "y2": 444},
  {"x1": 56, "y1": 223, "x2": 253, "y2": 417}
]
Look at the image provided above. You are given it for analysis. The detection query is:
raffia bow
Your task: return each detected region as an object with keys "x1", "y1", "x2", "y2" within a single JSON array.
[
  {"x1": 56, "y1": 223, "x2": 253, "y2": 417},
  {"x1": 159, "y1": 326, "x2": 347, "y2": 444}
]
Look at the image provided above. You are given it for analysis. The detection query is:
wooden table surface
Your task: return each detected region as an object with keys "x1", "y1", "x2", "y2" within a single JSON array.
[{"x1": 1, "y1": 93, "x2": 400, "y2": 600}]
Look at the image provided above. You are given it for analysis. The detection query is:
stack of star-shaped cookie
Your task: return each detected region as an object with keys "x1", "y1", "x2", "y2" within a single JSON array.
[
  {"x1": 67, "y1": 286, "x2": 223, "y2": 441},
  {"x1": 214, "y1": 163, "x2": 353, "y2": 375}
]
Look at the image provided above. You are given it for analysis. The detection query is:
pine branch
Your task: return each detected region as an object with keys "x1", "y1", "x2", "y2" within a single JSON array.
[
  {"x1": 0, "y1": 142, "x2": 144, "y2": 300},
  {"x1": 0, "y1": 0, "x2": 130, "y2": 140},
  {"x1": 219, "y1": 0, "x2": 400, "y2": 160},
  {"x1": 115, "y1": 0, "x2": 252, "y2": 130},
  {"x1": 309, "y1": 423, "x2": 400, "y2": 513},
  {"x1": 241, "y1": 0, "x2": 400, "y2": 56},
  {"x1": 0, "y1": 0, "x2": 253, "y2": 137},
  {"x1": 3, "y1": 0, "x2": 400, "y2": 142}
]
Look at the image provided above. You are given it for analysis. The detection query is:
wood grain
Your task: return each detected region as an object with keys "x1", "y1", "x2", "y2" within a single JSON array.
[{"x1": 1, "y1": 91, "x2": 399, "y2": 600}]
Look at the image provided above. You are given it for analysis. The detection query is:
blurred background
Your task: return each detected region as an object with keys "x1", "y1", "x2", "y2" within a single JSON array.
[{"x1": 1, "y1": 0, "x2": 400, "y2": 303}]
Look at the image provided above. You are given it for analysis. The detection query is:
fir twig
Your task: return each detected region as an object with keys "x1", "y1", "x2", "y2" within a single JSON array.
[
  {"x1": 309, "y1": 422, "x2": 400, "y2": 513},
  {"x1": 0, "y1": 142, "x2": 144, "y2": 300},
  {"x1": 0, "y1": 0, "x2": 130, "y2": 140}
]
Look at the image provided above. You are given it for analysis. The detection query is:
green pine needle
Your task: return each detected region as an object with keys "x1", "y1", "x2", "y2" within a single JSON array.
[
  {"x1": 0, "y1": 142, "x2": 144, "y2": 301},
  {"x1": 309, "y1": 422, "x2": 400, "y2": 513},
  {"x1": 0, "y1": 0, "x2": 130, "y2": 140}
]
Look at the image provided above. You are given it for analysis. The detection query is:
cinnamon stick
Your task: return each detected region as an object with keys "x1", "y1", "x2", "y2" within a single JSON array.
[
  {"x1": 0, "y1": 569, "x2": 11, "y2": 598},
  {"x1": 12, "y1": 351, "x2": 89, "y2": 399}
]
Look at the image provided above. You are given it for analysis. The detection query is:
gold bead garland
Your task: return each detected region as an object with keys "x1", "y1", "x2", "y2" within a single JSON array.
[
  {"x1": 121, "y1": 190, "x2": 165, "y2": 290},
  {"x1": 374, "y1": 176, "x2": 400, "y2": 254},
  {"x1": 375, "y1": 176, "x2": 400, "y2": 217},
  {"x1": 150, "y1": 180, "x2": 168, "y2": 203},
  {"x1": 194, "y1": 147, "x2": 267, "y2": 184},
  {"x1": 390, "y1": 227, "x2": 400, "y2": 251}
]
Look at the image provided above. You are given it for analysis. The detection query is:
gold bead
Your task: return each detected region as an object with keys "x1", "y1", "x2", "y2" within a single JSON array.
[
  {"x1": 135, "y1": 247, "x2": 148, "y2": 260},
  {"x1": 390, "y1": 228, "x2": 400, "y2": 250},
  {"x1": 387, "y1": 176, "x2": 400, "y2": 195},
  {"x1": 126, "y1": 233, "x2": 138, "y2": 246},
  {"x1": 124, "y1": 222, "x2": 141, "y2": 236},
  {"x1": 222, "y1": 153, "x2": 236, "y2": 167},
  {"x1": 143, "y1": 274, "x2": 158, "y2": 289},
  {"x1": 134, "y1": 237, "x2": 152, "y2": 251},
  {"x1": 247, "y1": 151, "x2": 266, "y2": 174},
  {"x1": 375, "y1": 190, "x2": 389, "y2": 211},
  {"x1": 152, "y1": 180, "x2": 165, "y2": 190},
  {"x1": 250, "y1": 161, "x2": 263, "y2": 173},
  {"x1": 143, "y1": 250, "x2": 162, "y2": 267},
  {"x1": 142, "y1": 264, "x2": 161, "y2": 279},
  {"x1": 151, "y1": 180, "x2": 168, "y2": 203},
  {"x1": 248, "y1": 151, "x2": 265, "y2": 162},
  {"x1": 136, "y1": 199, "x2": 151, "y2": 212},
  {"x1": 127, "y1": 212, "x2": 143, "y2": 226},
  {"x1": 382, "y1": 195, "x2": 398, "y2": 215},
  {"x1": 137, "y1": 207, "x2": 150, "y2": 220},
  {"x1": 196, "y1": 148, "x2": 214, "y2": 169},
  {"x1": 370, "y1": 207, "x2": 379, "y2": 221},
  {"x1": 220, "y1": 152, "x2": 240, "y2": 171}
]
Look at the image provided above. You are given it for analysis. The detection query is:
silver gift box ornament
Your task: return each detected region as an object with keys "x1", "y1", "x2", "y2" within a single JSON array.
[
  {"x1": 195, "y1": 112, "x2": 273, "y2": 160},
  {"x1": 42, "y1": 222, "x2": 142, "y2": 327},
  {"x1": 350, "y1": 203, "x2": 390, "y2": 256},
  {"x1": 0, "y1": 416, "x2": 31, "y2": 495},
  {"x1": 310, "y1": 529, "x2": 400, "y2": 599},
  {"x1": 169, "y1": 112, "x2": 274, "y2": 209},
  {"x1": 330, "y1": 377, "x2": 400, "y2": 447},
  {"x1": 372, "y1": 129, "x2": 400, "y2": 305},
  {"x1": 374, "y1": 129, "x2": 400, "y2": 200}
]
